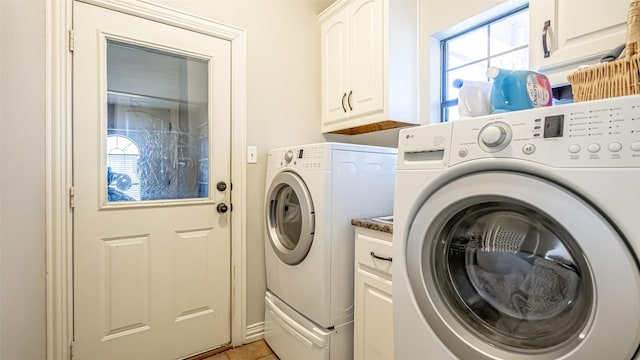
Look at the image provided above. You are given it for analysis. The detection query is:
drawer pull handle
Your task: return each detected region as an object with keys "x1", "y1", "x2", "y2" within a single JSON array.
[{"x1": 370, "y1": 251, "x2": 392, "y2": 262}]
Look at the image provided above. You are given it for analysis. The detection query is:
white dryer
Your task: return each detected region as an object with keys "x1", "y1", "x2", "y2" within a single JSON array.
[
  {"x1": 264, "y1": 142, "x2": 396, "y2": 360},
  {"x1": 393, "y1": 95, "x2": 640, "y2": 360}
]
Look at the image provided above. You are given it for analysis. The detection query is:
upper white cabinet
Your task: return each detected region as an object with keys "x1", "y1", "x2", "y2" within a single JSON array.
[
  {"x1": 319, "y1": 0, "x2": 418, "y2": 135},
  {"x1": 529, "y1": 0, "x2": 632, "y2": 85}
]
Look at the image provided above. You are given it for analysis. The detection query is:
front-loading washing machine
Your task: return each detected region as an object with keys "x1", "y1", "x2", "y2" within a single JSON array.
[
  {"x1": 393, "y1": 95, "x2": 640, "y2": 359},
  {"x1": 263, "y1": 142, "x2": 396, "y2": 360}
]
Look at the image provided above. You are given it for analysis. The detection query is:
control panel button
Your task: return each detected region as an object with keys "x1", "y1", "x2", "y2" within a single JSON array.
[
  {"x1": 587, "y1": 143, "x2": 601, "y2": 153},
  {"x1": 608, "y1": 142, "x2": 623, "y2": 152},
  {"x1": 568, "y1": 144, "x2": 581, "y2": 154},
  {"x1": 522, "y1": 143, "x2": 536, "y2": 155},
  {"x1": 631, "y1": 141, "x2": 640, "y2": 151},
  {"x1": 458, "y1": 148, "x2": 468, "y2": 158}
]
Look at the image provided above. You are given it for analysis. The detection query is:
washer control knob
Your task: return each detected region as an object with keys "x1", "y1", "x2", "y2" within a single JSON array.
[
  {"x1": 480, "y1": 123, "x2": 509, "y2": 148},
  {"x1": 284, "y1": 149, "x2": 294, "y2": 163}
]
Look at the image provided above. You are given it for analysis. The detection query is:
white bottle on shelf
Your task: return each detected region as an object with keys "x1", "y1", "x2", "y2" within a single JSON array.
[{"x1": 453, "y1": 78, "x2": 492, "y2": 119}]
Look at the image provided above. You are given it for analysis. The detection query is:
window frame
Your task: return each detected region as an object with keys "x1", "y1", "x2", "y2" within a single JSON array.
[{"x1": 440, "y1": 5, "x2": 529, "y2": 122}]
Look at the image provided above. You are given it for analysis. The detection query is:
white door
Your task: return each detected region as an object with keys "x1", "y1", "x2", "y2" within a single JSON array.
[{"x1": 73, "y1": 2, "x2": 231, "y2": 359}]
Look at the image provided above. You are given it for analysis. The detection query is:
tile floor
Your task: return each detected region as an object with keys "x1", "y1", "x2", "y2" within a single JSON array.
[{"x1": 202, "y1": 340, "x2": 278, "y2": 360}]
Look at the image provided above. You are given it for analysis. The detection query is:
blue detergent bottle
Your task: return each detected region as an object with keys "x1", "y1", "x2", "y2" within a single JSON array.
[{"x1": 487, "y1": 67, "x2": 552, "y2": 113}]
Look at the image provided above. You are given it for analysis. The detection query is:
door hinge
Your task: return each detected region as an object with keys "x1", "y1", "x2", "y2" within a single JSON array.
[
  {"x1": 69, "y1": 186, "x2": 75, "y2": 209},
  {"x1": 70, "y1": 341, "x2": 76, "y2": 360},
  {"x1": 68, "y1": 30, "x2": 75, "y2": 53}
]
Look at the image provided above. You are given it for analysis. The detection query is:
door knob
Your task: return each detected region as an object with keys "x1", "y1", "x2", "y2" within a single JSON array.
[{"x1": 217, "y1": 203, "x2": 229, "y2": 213}]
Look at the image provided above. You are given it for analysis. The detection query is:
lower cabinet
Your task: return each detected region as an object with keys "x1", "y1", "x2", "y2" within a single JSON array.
[{"x1": 354, "y1": 227, "x2": 393, "y2": 360}]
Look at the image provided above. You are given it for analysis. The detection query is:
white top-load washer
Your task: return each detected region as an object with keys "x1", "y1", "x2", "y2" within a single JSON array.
[
  {"x1": 264, "y1": 142, "x2": 396, "y2": 360},
  {"x1": 393, "y1": 95, "x2": 640, "y2": 360}
]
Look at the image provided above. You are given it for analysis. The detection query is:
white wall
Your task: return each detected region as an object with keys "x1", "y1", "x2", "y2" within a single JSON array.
[{"x1": 0, "y1": 1, "x2": 47, "y2": 359}]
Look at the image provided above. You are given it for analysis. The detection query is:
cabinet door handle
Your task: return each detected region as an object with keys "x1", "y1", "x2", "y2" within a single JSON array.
[
  {"x1": 542, "y1": 20, "x2": 551, "y2": 58},
  {"x1": 347, "y1": 90, "x2": 353, "y2": 111},
  {"x1": 370, "y1": 251, "x2": 392, "y2": 262},
  {"x1": 341, "y1": 92, "x2": 347, "y2": 112}
]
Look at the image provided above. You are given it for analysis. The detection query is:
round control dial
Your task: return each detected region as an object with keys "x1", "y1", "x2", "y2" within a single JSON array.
[
  {"x1": 284, "y1": 149, "x2": 294, "y2": 163},
  {"x1": 478, "y1": 122, "x2": 512, "y2": 152}
]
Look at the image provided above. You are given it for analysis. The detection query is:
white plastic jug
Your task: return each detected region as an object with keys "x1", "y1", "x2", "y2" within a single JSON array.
[{"x1": 453, "y1": 78, "x2": 492, "y2": 119}]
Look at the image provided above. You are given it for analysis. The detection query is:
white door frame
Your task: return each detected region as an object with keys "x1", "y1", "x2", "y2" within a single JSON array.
[{"x1": 45, "y1": 1, "x2": 247, "y2": 359}]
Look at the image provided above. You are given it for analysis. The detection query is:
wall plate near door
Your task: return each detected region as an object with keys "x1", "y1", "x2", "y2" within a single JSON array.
[{"x1": 247, "y1": 146, "x2": 257, "y2": 163}]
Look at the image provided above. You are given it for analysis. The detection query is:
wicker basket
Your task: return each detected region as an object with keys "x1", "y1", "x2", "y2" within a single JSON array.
[{"x1": 567, "y1": 0, "x2": 640, "y2": 102}]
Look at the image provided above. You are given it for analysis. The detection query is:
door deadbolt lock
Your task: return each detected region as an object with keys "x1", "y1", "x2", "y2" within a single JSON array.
[
  {"x1": 217, "y1": 203, "x2": 229, "y2": 213},
  {"x1": 216, "y1": 181, "x2": 227, "y2": 191}
]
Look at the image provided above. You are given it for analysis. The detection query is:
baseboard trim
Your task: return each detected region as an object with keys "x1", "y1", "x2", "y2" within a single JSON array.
[{"x1": 245, "y1": 322, "x2": 265, "y2": 343}]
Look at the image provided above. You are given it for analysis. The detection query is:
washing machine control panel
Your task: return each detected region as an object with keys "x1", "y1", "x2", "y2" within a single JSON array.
[
  {"x1": 268, "y1": 144, "x2": 330, "y2": 170},
  {"x1": 398, "y1": 95, "x2": 640, "y2": 169}
]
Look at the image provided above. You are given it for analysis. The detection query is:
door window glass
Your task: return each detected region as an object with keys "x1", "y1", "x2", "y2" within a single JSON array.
[
  {"x1": 107, "y1": 135, "x2": 140, "y2": 201},
  {"x1": 432, "y1": 202, "x2": 592, "y2": 350},
  {"x1": 106, "y1": 39, "x2": 209, "y2": 202},
  {"x1": 272, "y1": 185, "x2": 302, "y2": 250}
]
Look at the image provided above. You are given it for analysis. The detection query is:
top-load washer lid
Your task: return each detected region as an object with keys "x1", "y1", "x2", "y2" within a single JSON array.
[
  {"x1": 406, "y1": 171, "x2": 640, "y2": 360},
  {"x1": 265, "y1": 171, "x2": 315, "y2": 265}
]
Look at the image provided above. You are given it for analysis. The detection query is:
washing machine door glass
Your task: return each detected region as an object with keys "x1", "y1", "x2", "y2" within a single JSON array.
[
  {"x1": 435, "y1": 203, "x2": 589, "y2": 348},
  {"x1": 265, "y1": 171, "x2": 315, "y2": 265},
  {"x1": 406, "y1": 172, "x2": 640, "y2": 359}
]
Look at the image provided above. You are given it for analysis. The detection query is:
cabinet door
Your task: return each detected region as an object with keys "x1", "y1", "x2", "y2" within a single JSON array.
[
  {"x1": 349, "y1": 0, "x2": 384, "y2": 119},
  {"x1": 354, "y1": 269, "x2": 393, "y2": 360},
  {"x1": 321, "y1": 10, "x2": 350, "y2": 126},
  {"x1": 530, "y1": 0, "x2": 630, "y2": 76}
]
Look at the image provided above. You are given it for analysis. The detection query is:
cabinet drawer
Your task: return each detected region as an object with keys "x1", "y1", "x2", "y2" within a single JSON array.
[{"x1": 355, "y1": 229, "x2": 392, "y2": 276}]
